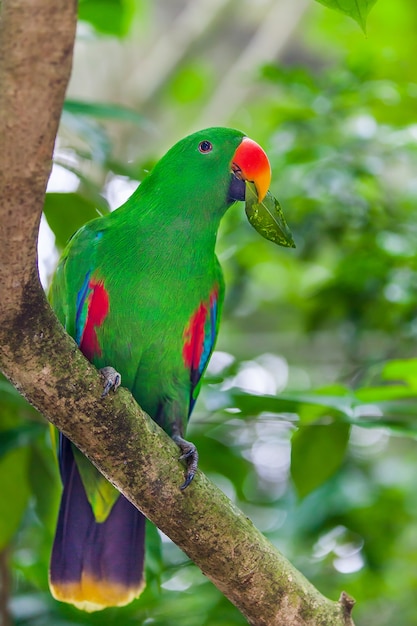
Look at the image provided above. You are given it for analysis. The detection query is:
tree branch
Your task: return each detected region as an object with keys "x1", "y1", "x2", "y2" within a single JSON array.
[
  {"x1": 0, "y1": 1, "x2": 355, "y2": 624},
  {"x1": 0, "y1": 550, "x2": 11, "y2": 626}
]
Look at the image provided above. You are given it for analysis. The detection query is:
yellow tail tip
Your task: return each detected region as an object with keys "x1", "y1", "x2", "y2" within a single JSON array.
[{"x1": 50, "y1": 572, "x2": 145, "y2": 612}]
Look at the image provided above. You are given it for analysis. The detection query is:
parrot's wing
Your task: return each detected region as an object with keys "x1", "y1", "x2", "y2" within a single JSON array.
[
  {"x1": 50, "y1": 221, "x2": 119, "y2": 521},
  {"x1": 49, "y1": 220, "x2": 108, "y2": 344},
  {"x1": 187, "y1": 260, "x2": 224, "y2": 418},
  {"x1": 74, "y1": 269, "x2": 110, "y2": 362},
  {"x1": 74, "y1": 268, "x2": 93, "y2": 346}
]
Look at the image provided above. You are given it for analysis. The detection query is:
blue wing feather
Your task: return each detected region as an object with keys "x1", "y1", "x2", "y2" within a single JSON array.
[{"x1": 75, "y1": 270, "x2": 92, "y2": 345}]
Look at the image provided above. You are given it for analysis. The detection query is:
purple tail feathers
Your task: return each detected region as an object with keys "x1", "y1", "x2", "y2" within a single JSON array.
[{"x1": 49, "y1": 436, "x2": 146, "y2": 612}]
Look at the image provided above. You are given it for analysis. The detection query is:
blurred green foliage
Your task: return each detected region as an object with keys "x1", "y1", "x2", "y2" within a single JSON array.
[{"x1": 2, "y1": 0, "x2": 417, "y2": 625}]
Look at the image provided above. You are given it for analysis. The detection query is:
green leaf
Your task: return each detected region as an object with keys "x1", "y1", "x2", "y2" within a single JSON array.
[
  {"x1": 356, "y1": 385, "x2": 415, "y2": 403},
  {"x1": 43, "y1": 192, "x2": 107, "y2": 249},
  {"x1": 0, "y1": 423, "x2": 44, "y2": 459},
  {"x1": 29, "y1": 443, "x2": 61, "y2": 530},
  {"x1": 144, "y1": 520, "x2": 164, "y2": 582},
  {"x1": 60, "y1": 112, "x2": 112, "y2": 163},
  {"x1": 63, "y1": 99, "x2": 147, "y2": 126},
  {"x1": 230, "y1": 388, "x2": 358, "y2": 420},
  {"x1": 0, "y1": 377, "x2": 40, "y2": 416},
  {"x1": 291, "y1": 422, "x2": 350, "y2": 498},
  {"x1": 381, "y1": 358, "x2": 417, "y2": 389},
  {"x1": 314, "y1": 0, "x2": 378, "y2": 33},
  {"x1": 244, "y1": 182, "x2": 295, "y2": 248},
  {"x1": 0, "y1": 447, "x2": 31, "y2": 550},
  {"x1": 51, "y1": 160, "x2": 112, "y2": 213},
  {"x1": 79, "y1": 0, "x2": 137, "y2": 37}
]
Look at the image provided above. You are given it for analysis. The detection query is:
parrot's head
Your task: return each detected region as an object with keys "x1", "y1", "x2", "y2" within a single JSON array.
[
  {"x1": 155, "y1": 127, "x2": 269, "y2": 206},
  {"x1": 145, "y1": 127, "x2": 294, "y2": 247}
]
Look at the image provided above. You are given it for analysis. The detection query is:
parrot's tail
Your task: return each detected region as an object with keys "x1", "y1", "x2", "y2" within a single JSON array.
[{"x1": 49, "y1": 436, "x2": 146, "y2": 612}]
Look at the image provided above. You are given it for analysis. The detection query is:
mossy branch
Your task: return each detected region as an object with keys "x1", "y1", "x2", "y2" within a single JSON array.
[{"x1": 0, "y1": 1, "x2": 355, "y2": 624}]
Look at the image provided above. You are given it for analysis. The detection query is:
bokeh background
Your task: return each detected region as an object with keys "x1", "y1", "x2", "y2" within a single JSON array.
[{"x1": 3, "y1": 1, "x2": 417, "y2": 624}]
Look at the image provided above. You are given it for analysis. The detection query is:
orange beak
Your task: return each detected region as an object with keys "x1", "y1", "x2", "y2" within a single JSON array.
[{"x1": 231, "y1": 137, "x2": 271, "y2": 202}]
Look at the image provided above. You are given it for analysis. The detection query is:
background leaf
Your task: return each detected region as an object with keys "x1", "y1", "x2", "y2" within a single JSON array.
[
  {"x1": 43, "y1": 192, "x2": 109, "y2": 250},
  {"x1": 291, "y1": 422, "x2": 350, "y2": 498},
  {"x1": 63, "y1": 100, "x2": 148, "y2": 126},
  {"x1": 0, "y1": 423, "x2": 44, "y2": 459},
  {"x1": 0, "y1": 447, "x2": 31, "y2": 550},
  {"x1": 314, "y1": 0, "x2": 379, "y2": 31},
  {"x1": 78, "y1": 0, "x2": 137, "y2": 36}
]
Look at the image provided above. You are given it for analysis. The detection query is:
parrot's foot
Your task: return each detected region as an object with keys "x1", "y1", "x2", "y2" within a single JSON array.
[
  {"x1": 172, "y1": 434, "x2": 199, "y2": 491},
  {"x1": 100, "y1": 367, "x2": 121, "y2": 398}
]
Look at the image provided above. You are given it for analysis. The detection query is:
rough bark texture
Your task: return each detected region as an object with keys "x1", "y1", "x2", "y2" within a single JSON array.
[
  {"x1": 0, "y1": 1, "x2": 355, "y2": 624},
  {"x1": 0, "y1": 550, "x2": 11, "y2": 626}
]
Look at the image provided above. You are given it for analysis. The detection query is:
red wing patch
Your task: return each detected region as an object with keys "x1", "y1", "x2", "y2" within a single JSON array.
[
  {"x1": 79, "y1": 280, "x2": 109, "y2": 361},
  {"x1": 182, "y1": 286, "x2": 219, "y2": 416},
  {"x1": 182, "y1": 303, "x2": 208, "y2": 371}
]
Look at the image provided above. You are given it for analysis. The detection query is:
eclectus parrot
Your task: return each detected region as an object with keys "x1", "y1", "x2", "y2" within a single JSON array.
[{"x1": 48, "y1": 127, "x2": 293, "y2": 612}]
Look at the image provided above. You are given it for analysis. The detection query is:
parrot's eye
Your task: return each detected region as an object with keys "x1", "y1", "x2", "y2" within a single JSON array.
[{"x1": 198, "y1": 140, "x2": 213, "y2": 153}]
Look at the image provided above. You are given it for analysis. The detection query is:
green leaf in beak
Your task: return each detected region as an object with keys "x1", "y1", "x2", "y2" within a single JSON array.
[{"x1": 245, "y1": 181, "x2": 295, "y2": 248}]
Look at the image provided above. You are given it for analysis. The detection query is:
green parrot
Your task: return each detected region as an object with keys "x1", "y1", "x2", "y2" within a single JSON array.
[{"x1": 48, "y1": 127, "x2": 293, "y2": 611}]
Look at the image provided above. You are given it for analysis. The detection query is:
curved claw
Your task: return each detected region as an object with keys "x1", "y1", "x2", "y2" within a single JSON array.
[
  {"x1": 100, "y1": 366, "x2": 121, "y2": 398},
  {"x1": 172, "y1": 434, "x2": 198, "y2": 490}
]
